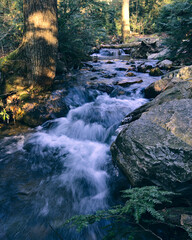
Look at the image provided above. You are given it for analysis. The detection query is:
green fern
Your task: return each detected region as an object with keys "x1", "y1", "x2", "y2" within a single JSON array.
[
  {"x1": 64, "y1": 186, "x2": 175, "y2": 231},
  {"x1": 120, "y1": 186, "x2": 174, "y2": 223}
]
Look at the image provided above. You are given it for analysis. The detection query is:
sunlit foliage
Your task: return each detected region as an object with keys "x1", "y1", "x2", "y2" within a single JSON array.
[{"x1": 58, "y1": 0, "x2": 110, "y2": 67}]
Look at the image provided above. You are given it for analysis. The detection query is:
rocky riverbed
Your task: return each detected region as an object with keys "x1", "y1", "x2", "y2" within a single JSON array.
[{"x1": 0, "y1": 45, "x2": 192, "y2": 239}]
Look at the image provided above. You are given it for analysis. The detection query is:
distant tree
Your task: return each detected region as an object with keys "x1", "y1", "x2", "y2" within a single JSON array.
[{"x1": 122, "y1": 0, "x2": 130, "y2": 42}]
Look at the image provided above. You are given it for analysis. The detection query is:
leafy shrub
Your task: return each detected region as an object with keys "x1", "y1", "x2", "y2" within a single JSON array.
[{"x1": 58, "y1": 0, "x2": 109, "y2": 68}]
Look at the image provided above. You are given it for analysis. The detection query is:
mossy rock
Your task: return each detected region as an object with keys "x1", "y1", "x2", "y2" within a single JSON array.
[
  {"x1": 149, "y1": 67, "x2": 164, "y2": 76},
  {"x1": 0, "y1": 47, "x2": 27, "y2": 93},
  {"x1": 19, "y1": 92, "x2": 31, "y2": 101}
]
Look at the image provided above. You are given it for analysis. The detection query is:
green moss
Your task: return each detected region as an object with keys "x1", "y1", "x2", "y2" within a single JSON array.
[
  {"x1": 19, "y1": 93, "x2": 31, "y2": 101},
  {"x1": 0, "y1": 46, "x2": 27, "y2": 94},
  {"x1": 0, "y1": 48, "x2": 22, "y2": 70},
  {"x1": 149, "y1": 67, "x2": 164, "y2": 76}
]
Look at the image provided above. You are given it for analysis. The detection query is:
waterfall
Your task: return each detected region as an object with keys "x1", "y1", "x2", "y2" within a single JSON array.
[{"x1": 0, "y1": 58, "x2": 161, "y2": 240}]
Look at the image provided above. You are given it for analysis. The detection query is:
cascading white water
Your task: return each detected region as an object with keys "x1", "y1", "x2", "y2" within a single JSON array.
[
  {"x1": 25, "y1": 93, "x2": 147, "y2": 219},
  {"x1": 0, "y1": 58, "x2": 161, "y2": 240},
  {"x1": 0, "y1": 91, "x2": 147, "y2": 239},
  {"x1": 91, "y1": 48, "x2": 127, "y2": 60}
]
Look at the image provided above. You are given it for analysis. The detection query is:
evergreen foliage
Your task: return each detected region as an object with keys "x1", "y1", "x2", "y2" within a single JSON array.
[
  {"x1": 129, "y1": 0, "x2": 172, "y2": 34},
  {"x1": 58, "y1": 0, "x2": 109, "y2": 68},
  {"x1": 157, "y1": 0, "x2": 192, "y2": 63}
]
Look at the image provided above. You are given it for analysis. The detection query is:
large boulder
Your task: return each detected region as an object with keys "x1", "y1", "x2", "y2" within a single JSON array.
[
  {"x1": 121, "y1": 81, "x2": 192, "y2": 127},
  {"x1": 131, "y1": 39, "x2": 158, "y2": 59},
  {"x1": 149, "y1": 67, "x2": 164, "y2": 76},
  {"x1": 147, "y1": 49, "x2": 169, "y2": 60},
  {"x1": 111, "y1": 66, "x2": 192, "y2": 194},
  {"x1": 157, "y1": 59, "x2": 173, "y2": 70},
  {"x1": 111, "y1": 98, "x2": 192, "y2": 194},
  {"x1": 145, "y1": 65, "x2": 192, "y2": 98},
  {"x1": 21, "y1": 89, "x2": 69, "y2": 127}
]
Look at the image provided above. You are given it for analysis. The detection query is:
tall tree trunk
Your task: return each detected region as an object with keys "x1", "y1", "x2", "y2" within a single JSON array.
[
  {"x1": 122, "y1": 0, "x2": 130, "y2": 42},
  {"x1": 23, "y1": 0, "x2": 58, "y2": 87}
]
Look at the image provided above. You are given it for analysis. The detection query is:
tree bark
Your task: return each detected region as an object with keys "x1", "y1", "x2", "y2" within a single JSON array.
[
  {"x1": 122, "y1": 0, "x2": 130, "y2": 42},
  {"x1": 23, "y1": 0, "x2": 58, "y2": 87}
]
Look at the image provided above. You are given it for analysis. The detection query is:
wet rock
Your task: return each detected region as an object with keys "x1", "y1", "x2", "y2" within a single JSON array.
[
  {"x1": 101, "y1": 72, "x2": 117, "y2": 79},
  {"x1": 95, "y1": 83, "x2": 114, "y2": 93},
  {"x1": 115, "y1": 78, "x2": 143, "y2": 87},
  {"x1": 90, "y1": 77, "x2": 98, "y2": 80},
  {"x1": 106, "y1": 61, "x2": 115, "y2": 64},
  {"x1": 144, "y1": 79, "x2": 167, "y2": 98},
  {"x1": 100, "y1": 49, "x2": 114, "y2": 56},
  {"x1": 82, "y1": 62, "x2": 94, "y2": 69},
  {"x1": 162, "y1": 207, "x2": 192, "y2": 236},
  {"x1": 148, "y1": 49, "x2": 169, "y2": 60},
  {"x1": 91, "y1": 68, "x2": 99, "y2": 72},
  {"x1": 102, "y1": 73, "x2": 114, "y2": 78},
  {"x1": 115, "y1": 67, "x2": 127, "y2": 71},
  {"x1": 126, "y1": 66, "x2": 136, "y2": 71},
  {"x1": 145, "y1": 65, "x2": 192, "y2": 98},
  {"x1": 137, "y1": 62, "x2": 157, "y2": 73},
  {"x1": 110, "y1": 88, "x2": 126, "y2": 97},
  {"x1": 92, "y1": 56, "x2": 98, "y2": 63},
  {"x1": 137, "y1": 64, "x2": 147, "y2": 73},
  {"x1": 132, "y1": 40, "x2": 158, "y2": 59},
  {"x1": 123, "y1": 48, "x2": 131, "y2": 54},
  {"x1": 129, "y1": 60, "x2": 135, "y2": 64},
  {"x1": 149, "y1": 67, "x2": 164, "y2": 76},
  {"x1": 86, "y1": 82, "x2": 114, "y2": 94},
  {"x1": 158, "y1": 59, "x2": 173, "y2": 70},
  {"x1": 144, "y1": 62, "x2": 156, "y2": 70},
  {"x1": 125, "y1": 72, "x2": 136, "y2": 77},
  {"x1": 22, "y1": 90, "x2": 69, "y2": 127}
]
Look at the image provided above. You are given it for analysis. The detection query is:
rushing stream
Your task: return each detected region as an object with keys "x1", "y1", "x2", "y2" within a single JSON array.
[{"x1": 0, "y1": 55, "x2": 161, "y2": 240}]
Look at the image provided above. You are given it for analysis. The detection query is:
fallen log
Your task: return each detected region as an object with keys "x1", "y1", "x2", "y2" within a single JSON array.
[{"x1": 100, "y1": 42, "x2": 141, "y2": 49}]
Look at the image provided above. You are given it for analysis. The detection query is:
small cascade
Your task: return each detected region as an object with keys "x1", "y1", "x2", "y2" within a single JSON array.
[
  {"x1": 91, "y1": 48, "x2": 128, "y2": 60},
  {"x1": 0, "y1": 57, "x2": 161, "y2": 240}
]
